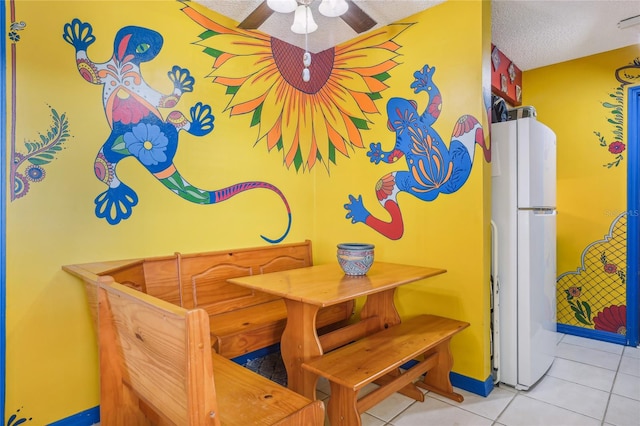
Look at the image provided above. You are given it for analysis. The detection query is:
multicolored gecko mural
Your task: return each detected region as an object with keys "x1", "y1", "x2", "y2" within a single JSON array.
[
  {"x1": 344, "y1": 65, "x2": 490, "y2": 240},
  {"x1": 181, "y1": 3, "x2": 407, "y2": 173},
  {"x1": 62, "y1": 19, "x2": 291, "y2": 243}
]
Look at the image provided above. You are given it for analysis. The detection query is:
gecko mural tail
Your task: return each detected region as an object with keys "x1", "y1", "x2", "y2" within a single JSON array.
[
  {"x1": 157, "y1": 177, "x2": 292, "y2": 244},
  {"x1": 63, "y1": 19, "x2": 291, "y2": 243},
  {"x1": 95, "y1": 160, "x2": 292, "y2": 243}
]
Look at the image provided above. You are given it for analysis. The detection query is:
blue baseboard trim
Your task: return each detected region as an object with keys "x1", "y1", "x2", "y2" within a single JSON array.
[
  {"x1": 450, "y1": 372, "x2": 494, "y2": 397},
  {"x1": 47, "y1": 406, "x2": 99, "y2": 426},
  {"x1": 557, "y1": 323, "x2": 627, "y2": 346}
]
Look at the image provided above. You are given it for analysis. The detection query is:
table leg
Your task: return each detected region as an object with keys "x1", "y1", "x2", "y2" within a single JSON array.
[
  {"x1": 281, "y1": 299, "x2": 322, "y2": 399},
  {"x1": 359, "y1": 288, "x2": 401, "y2": 329}
]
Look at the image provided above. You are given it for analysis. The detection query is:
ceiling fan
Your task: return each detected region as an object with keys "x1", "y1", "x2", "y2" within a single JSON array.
[{"x1": 238, "y1": 0, "x2": 377, "y2": 34}]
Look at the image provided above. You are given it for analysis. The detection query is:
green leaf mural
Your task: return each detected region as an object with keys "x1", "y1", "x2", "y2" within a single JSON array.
[{"x1": 12, "y1": 106, "x2": 71, "y2": 200}]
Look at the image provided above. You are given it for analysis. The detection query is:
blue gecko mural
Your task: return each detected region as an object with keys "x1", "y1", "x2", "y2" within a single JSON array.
[
  {"x1": 62, "y1": 19, "x2": 291, "y2": 243},
  {"x1": 345, "y1": 65, "x2": 490, "y2": 240}
]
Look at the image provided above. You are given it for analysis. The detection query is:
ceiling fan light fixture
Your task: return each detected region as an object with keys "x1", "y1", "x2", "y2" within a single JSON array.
[
  {"x1": 291, "y1": 5, "x2": 318, "y2": 34},
  {"x1": 318, "y1": 0, "x2": 349, "y2": 17},
  {"x1": 267, "y1": 0, "x2": 298, "y2": 14}
]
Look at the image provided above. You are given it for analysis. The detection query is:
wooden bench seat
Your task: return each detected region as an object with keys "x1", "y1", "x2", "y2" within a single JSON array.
[
  {"x1": 96, "y1": 274, "x2": 324, "y2": 425},
  {"x1": 302, "y1": 314, "x2": 469, "y2": 426},
  {"x1": 64, "y1": 240, "x2": 354, "y2": 359},
  {"x1": 209, "y1": 299, "x2": 355, "y2": 358}
]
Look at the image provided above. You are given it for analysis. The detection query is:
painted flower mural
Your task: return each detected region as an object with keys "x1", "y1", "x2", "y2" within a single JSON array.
[
  {"x1": 556, "y1": 213, "x2": 627, "y2": 331},
  {"x1": 182, "y1": 3, "x2": 408, "y2": 172},
  {"x1": 564, "y1": 285, "x2": 592, "y2": 326},
  {"x1": 123, "y1": 123, "x2": 169, "y2": 166},
  {"x1": 593, "y1": 305, "x2": 626, "y2": 334},
  {"x1": 607, "y1": 141, "x2": 625, "y2": 155}
]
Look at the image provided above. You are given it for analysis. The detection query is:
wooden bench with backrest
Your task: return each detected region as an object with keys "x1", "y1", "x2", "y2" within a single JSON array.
[
  {"x1": 91, "y1": 272, "x2": 324, "y2": 425},
  {"x1": 65, "y1": 240, "x2": 353, "y2": 359},
  {"x1": 302, "y1": 314, "x2": 469, "y2": 426}
]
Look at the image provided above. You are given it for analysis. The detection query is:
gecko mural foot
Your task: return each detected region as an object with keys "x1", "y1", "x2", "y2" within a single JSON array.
[{"x1": 94, "y1": 183, "x2": 139, "y2": 225}]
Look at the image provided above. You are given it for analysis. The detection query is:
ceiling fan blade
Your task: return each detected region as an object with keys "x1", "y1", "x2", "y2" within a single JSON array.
[
  {"x1": 341, "y1": 0, "x2": 377, "y2": 33},
  {"x1": 238, "y1": 1, "x2": 275, "y2": 30}
]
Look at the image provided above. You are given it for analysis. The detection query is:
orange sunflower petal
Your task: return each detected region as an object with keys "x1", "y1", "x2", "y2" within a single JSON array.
[
  {"x1": 196, "y1": 34, "x2": 271, "y2": 56},
  {"x1": 350, "y1": 60, "x2": 399, "y2": 77},
  {"x1": 310, "y1": 97, "x2": 330, "y2": 164},
  {"x1": 323, "y1": 80, "x2": 368, "y2": 122},
  {"x1": 230, "y1": 93, "x2": 267, "y2": 116},
  {"x1": 284, "y1": 130, "x2": 300, "y2": 167},
  {"x1": 182, "y1": 4, "x2": 271, "y2": 42},
  {"x1": 344, "y1": 113, "x2": 364, "y2": 148},
  {"x1": 266, "y1": 120, "x2": 282, "y2": 151},
  {"x1": 307, "y1": 137, "x2": 318, "y2": 170},
  {"x1": 327, "y1": 124, "x2": 348, "y2": 156},
  {"x1": 259, "y1": 79, "x2": 288, "y2": 141},
  {"x1": 351, "y1": 91, "x2": 378, "y2": 114},
  {"x1": 227, "y1": 65, "x2": 277, "y2": 111},
  {"x1": 335, "y1": 47, "x2": 399, "y2": 69}
]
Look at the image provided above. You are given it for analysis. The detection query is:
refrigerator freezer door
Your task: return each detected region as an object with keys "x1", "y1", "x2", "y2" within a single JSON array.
[
  {"x1": 516, "y1": 208, "x2": 557, "y2": 389},
  {"x1": 517, "y1": 118, "x2": 556, "y2": 209}
]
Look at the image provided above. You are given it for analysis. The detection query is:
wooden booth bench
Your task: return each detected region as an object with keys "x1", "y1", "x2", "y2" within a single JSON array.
[
  {"x1": 64, "y1": 240, "x2": 354, "y2": 359},
  {"x1": 302, "y1": 314, "x2": 469, "y2": 426},
  {"x1": 87, "y1": 272, "x2": 324, "y2": 425}
]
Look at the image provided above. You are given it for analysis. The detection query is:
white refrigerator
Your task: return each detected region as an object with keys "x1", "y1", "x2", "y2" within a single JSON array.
[{"x1": 491, "y1": 113, "x2": 557, "y2": 390}]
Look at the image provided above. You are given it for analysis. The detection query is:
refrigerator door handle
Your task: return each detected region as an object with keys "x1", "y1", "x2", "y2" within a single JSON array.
[{"x1": 533, "y1": 209, "x2": 557, "y2": 216}]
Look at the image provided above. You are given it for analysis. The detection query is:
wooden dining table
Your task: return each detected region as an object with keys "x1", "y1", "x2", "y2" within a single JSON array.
[{"x1": 227, "y1": 261, "x2": 446, "y2": 399}]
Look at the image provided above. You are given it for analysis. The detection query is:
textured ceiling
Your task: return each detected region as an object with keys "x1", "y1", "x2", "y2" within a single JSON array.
[
  {"x1": 492, "y1": 0, "x2": 640, "y2": 71},
  {"x1": 192, "y1": 0, "x2": 444, "y2": 53},
  {"x1": 193, "y1": 0, "x2": 640, "y2": 70}
]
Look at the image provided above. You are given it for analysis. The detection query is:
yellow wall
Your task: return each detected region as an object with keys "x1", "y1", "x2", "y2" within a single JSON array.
[
  {"x1": 3, "y1": 0, "x2": 491, "y2": 423},
  {"x1": 524, "y1": 45, "x2": 640, "y2": 330},
  {"x1": 315, "y1": 0, "x2": 492, "y2": 381}
]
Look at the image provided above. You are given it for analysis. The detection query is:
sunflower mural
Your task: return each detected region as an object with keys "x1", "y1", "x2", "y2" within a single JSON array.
[
  {"x1": 557, "y1": 212, "x2": 627, "y2": 336},
  {"x1": 182, "y1": 2, "x2": 407, "y2": 173}
]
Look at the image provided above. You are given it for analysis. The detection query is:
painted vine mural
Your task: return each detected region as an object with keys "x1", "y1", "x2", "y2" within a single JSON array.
[
  {"x1": 594, "y1": 57, "x2": 640, "y2": 168},
  {"x1": 344, "y1": 65, "x2": 490, "y2": 239},
  {"x1": 8, "y1": 14, "x2": 72, "y2": 202}
]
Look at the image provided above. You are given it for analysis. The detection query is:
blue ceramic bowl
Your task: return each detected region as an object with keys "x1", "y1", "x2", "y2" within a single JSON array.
[{"x1": 337, "y1": 243, "x2": 375, "y2": 275}]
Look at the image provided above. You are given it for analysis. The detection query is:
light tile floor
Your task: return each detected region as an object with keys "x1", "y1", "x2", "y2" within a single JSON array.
[{"x1": 316, "y1": 333, "x2": 640, "y2": 426}]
